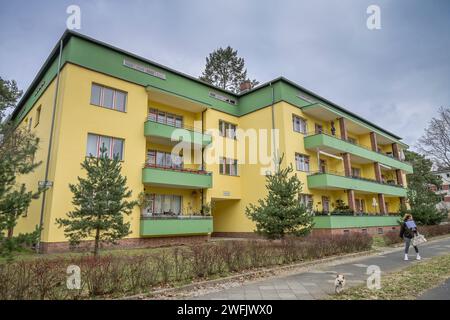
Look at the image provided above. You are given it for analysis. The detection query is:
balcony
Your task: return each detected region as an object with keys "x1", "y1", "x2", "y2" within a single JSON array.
[
  {"x1": 304, "y1": 132, "x2": 413, "y2": 173},
  {"x1": 140, "y1": 215, "x2": 213, "y2": 236},
  {"x1": 313, "y1": 215, "x2": 400, "y2": 229},
  {"x1": 144, "y1": 118, "x2": 212, "y2": 146},
  {"x1": 307, "y1": 171, "x2": 407, "y2": 197},
  {"x1": 142, "y1": 164, "x2": 212, "y2": 189}
]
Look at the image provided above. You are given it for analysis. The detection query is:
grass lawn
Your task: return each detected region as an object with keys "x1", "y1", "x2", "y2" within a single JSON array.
[
  {"x1": 330, "y1": 254, "x2": 450, "y2": 300},
  {"x1": 371, "y1": 236, "x2": 386, "y2": 249},
  {"x1": 0, "y1": 244, "x2": 179, "y2": 264}
]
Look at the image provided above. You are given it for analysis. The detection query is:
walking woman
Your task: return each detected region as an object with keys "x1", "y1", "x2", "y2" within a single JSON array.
[{"x1": 399, "y1": 214, "x2": 421, "y2": 261}]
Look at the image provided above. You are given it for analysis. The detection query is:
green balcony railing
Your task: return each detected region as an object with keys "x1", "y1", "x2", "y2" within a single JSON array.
[
  {"x1": 313, "y1": 215, "x2": 401, "y2": 229},
  {"x1": 307, "y1": 171, "x2": 407, "y2": 197},
  {"x1": 142, "y1": 165, "x2": 212, "y2": 189},
  {"x1": 144, "y1": 119, "x2": 212, "y2": 146},
  {"x1": 304, "y1": 132, "x2": 413, "y2": 173},
  {"x1": 140, "y1": 216, "x2": 213, "y2": 236}
]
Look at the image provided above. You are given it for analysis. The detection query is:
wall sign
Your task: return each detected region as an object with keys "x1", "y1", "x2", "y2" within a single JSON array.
[{"x1": 123, "y1": 59, "x2": 166, "y2": 80}]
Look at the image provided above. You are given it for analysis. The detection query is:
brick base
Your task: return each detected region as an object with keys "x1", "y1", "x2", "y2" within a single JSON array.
[
  {"x1": 212, "y1": 232, "x2": 261, "y2": 239},
  {"x1": 39, "y1": 235, "x2": 210, "y2": 254},
  {"x1": 312, "y1": 225, "x2": 399, "y2": 236},
  {"x1": 213, "y1": 226, "x2": 399, "y2": 239}
]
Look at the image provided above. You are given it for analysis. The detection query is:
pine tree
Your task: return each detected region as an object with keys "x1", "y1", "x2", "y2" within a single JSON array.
[
  {"x1": 0, "y1": 76, "x2": 41, "y2": 260},
  {"x1": 199, "y1": 46, "x2": 259, "y2": 93},
  {"x1": 56, "y1": 147, "x2": 138, "y2": 256},
  {"x1": 245, "y1": 155, "x2": 314, "y2": 239},
  {"x1": 403, "y1": 150, "x2": 447, "y2": 225}
]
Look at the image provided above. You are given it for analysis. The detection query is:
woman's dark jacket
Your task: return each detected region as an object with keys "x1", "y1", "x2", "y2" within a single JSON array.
[{"x1": 399, "y1": 221, "x2": 418, "y2": 239}]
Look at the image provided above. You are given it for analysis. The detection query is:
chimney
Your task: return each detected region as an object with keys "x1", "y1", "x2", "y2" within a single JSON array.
[{"x1": 239, "y1": 80, "x2": 252, "y2": 93}]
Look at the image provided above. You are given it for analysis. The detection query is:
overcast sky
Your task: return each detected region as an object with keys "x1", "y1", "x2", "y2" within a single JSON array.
[{"x1": 0, "y1": 0, "x2": 448, "y2": 146}]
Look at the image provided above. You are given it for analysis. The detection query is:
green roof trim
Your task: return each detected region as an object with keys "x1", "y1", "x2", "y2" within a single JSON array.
[{"x1": 12, "y1": 30, "x2": 407, "y2": 146}]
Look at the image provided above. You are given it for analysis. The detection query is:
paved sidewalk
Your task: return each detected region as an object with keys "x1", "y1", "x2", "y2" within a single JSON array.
[
  {"x1": 418, "y1": 277, "x2": 450, "y2": 300},
  {"x1": 191, "y1": 237, "x2": 450, "y2": 300}
]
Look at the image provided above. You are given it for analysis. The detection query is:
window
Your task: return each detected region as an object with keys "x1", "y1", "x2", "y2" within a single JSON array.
[
  {"x1": 148, "y1": 108, "x2": 184, "y2": 128},
  {"x1": 219, "y1": 157, "x2": 238, "y2": 176},
  {"x1": 86, "y1": 133, "x2": 124, "y2": 160},
  {"x1": 351, "y1": 167, "x2": 361, "y2": 178},
  {"x1": 361, "y1": 228, "x2": 368, "y2": 234},
  {"x1": 343, "y1": 229, "x2": 350, "y2": 234},
  {"x1": 292, "y1": 115, "x2": 307, "y2": 134},
  {"x1": 90, "y1": 83, "x2": 127, "y2": 112},
  {"x1": 35, "y1": 106, "x2": 41, "y2": 127},
  {"x1": 144, "y1": 194, "x2": 182, "y2": 216},
  {"x1": 28, "y1": 117, "x2": 33, "y2": 131},
  {"x1": 148, "y1": 108, "x2": 157, "y2": 121},
  {"x1": 377, "y1": 228, "x2": 383, "y2": 235},
  {"x1": 295, "y1": 153, "x2": 310, "y2": 172},
  {"x1": 299, "y1": 194, "x2": 313, "y2": 210},
  {"x1": 146, "y1": 150, "x2": 183, "y2": 169},
  {"x1": 219, "y1": 120, "x2": 237, "y2": 139}
]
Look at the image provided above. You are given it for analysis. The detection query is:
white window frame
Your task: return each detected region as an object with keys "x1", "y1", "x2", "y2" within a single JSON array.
[
  {"x1": 91, "y1": 83, "x2": 127, "y2": 112},
  {"x1": 292, "y1": 115, "x2": 307, "y2": 134},
  {"x1": 295, "y1": 153, "x2": 310, "y2": 172},
  {"x1": 220, "y1": 157, "x2": 238, "y2": 176},
  {"x1": 219, "y1": 120, "x2": 237, "y2": 139},
  {"x1": 86, "y1": 133, "x2": 124, "y2": 160}
]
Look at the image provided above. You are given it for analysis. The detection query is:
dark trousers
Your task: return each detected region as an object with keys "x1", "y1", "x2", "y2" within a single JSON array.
[{"x1": 404, "y1": 237, "x2": 419, "y2": 254}]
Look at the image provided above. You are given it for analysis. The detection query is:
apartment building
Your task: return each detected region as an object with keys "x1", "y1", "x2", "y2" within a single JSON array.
[
  {"x1": 11, "y1": 31, "x2": 413, "y2": 252},
  {"x1": 431, "y1": 169, "x2": 450, "y2": 213}
]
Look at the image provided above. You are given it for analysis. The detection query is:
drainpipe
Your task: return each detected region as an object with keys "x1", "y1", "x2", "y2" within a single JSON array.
[
  {"x1": 269, "y1": 82, "x2": 278, "y2": 170},
  {"x1": 36, "y1": 39, "x2": 63, "y2": 253},
  {"x1": 201, "y1": 109, "x2": 206, "y2": 213}
]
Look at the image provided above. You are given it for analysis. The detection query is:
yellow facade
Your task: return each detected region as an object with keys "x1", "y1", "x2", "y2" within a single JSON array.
[{"x1": 12, "y1": 32, "x2": 412, "y2": 246}]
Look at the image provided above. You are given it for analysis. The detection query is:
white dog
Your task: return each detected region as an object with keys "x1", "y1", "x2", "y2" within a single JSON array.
[{"x1": 334, "y1": 274, "x2": 346, "y2": 294}]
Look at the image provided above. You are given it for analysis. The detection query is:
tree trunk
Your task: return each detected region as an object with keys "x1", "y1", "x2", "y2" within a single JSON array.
[
  {"x1": 7, "y1": 227, "x2": 13, "y2": 239},
  {"x1": 93, "y1": 227, "x2": 100, "y2": 258}
]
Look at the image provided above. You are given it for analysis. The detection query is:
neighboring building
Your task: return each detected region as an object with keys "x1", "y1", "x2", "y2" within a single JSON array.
[
  {"x1": 431, "y1": 169, "x2": 450, "y2": 213},
  {"x1": 11, "y1": 31, "x2": 413, "y2": 252}
]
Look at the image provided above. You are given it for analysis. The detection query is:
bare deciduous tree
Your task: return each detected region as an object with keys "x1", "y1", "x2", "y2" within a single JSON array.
[{"x1": 417, "y1": 107, "x2": 450, "y2": 169}]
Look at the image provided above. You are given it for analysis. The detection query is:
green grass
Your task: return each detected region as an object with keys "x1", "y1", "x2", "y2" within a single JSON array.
[
  {"x1": 371, "y1": 236, "x2": 386, "y2": 249},
  {"x1": 0, "y1": 244, "x2": 180, "y2": 264},
  {"x1": 330, "y1": 254, "x2": 450, "y2": 300}
]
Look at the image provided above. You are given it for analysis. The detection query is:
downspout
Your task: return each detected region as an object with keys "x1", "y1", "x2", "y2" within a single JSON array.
[
  {"x1": 269, "y1": 82, "x2": 278, "y2": 170},
  {"x1": 201, "y1": 109, "x2": 206, "y2": 213},
  {"x1": 37, "y1": 39, "x2": 63, "y2": 253}
]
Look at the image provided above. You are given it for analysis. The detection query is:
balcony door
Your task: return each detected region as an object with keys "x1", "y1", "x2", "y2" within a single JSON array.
[
  {"x1": 355, "y1": 198, "x2": 365, "y2": 213},
  {"x1": 320, "y1": 160, "x2": 327, "y2": 173},
  {"x1": 315, "y1": 123, "x2": 323, "y2": 134},
  {"x1": 322, "y1": 196, "x2": 330, "y2": 213}
]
